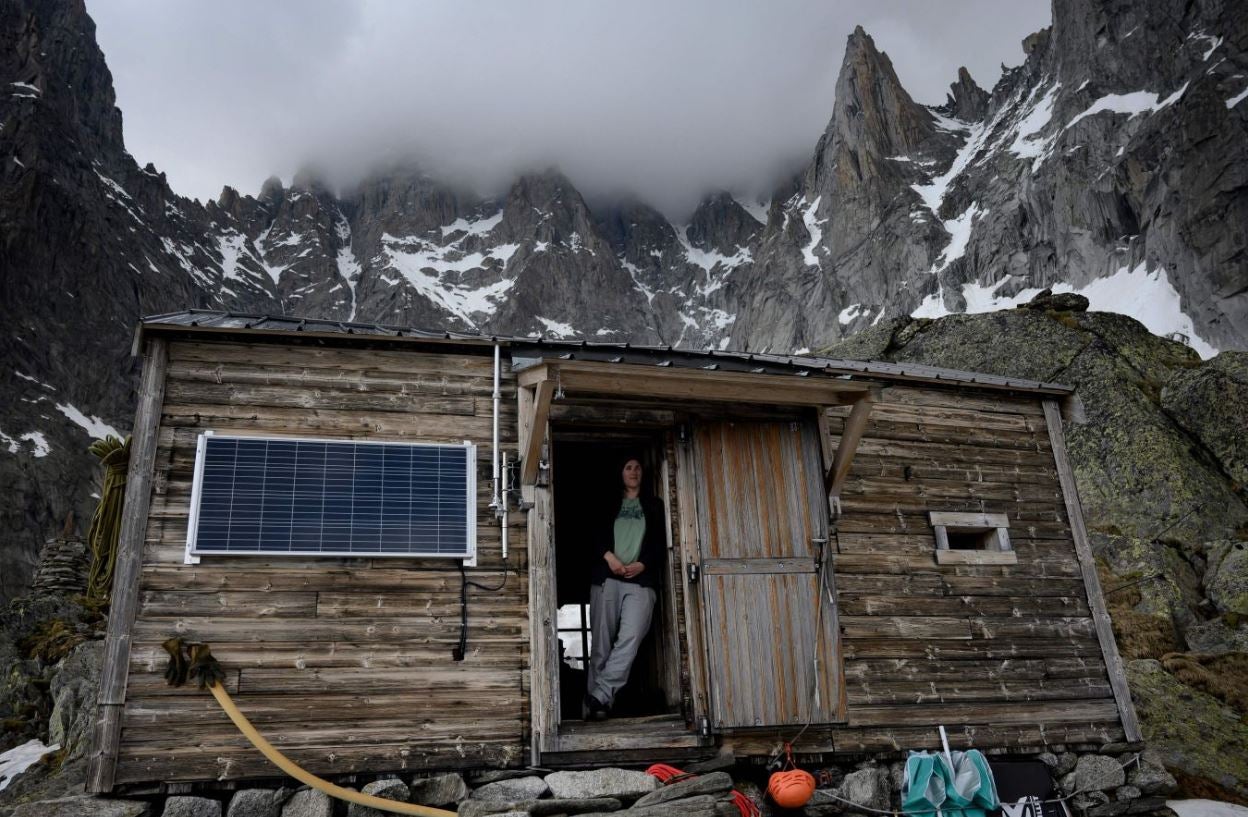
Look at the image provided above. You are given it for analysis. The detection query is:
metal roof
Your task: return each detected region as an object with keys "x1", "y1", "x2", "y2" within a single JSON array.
[{"x1": 138, "y1": 309, "x2": 1073, "y2": 395}]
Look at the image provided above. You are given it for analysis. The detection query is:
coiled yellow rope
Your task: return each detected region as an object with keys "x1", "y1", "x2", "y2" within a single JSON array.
[{"x1": 206, "y1": 681, "x2": 456, "y2": 816}]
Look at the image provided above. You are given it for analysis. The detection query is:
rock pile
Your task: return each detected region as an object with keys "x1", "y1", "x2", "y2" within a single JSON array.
[{"x1": 1, "y1": 754, "x2": 1186, "y2": 817}]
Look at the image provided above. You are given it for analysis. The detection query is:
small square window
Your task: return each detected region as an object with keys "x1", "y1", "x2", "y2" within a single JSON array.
[{"x1": 929, "y1": 512, "x2": 1017, "y2": 565}]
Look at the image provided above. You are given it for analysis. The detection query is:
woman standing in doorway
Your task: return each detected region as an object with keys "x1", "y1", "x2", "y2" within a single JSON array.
[{"x1": 585, "y1": 454, "x2": 665, "y2": 721}]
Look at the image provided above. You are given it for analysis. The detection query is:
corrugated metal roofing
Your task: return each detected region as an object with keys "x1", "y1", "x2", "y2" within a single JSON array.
[{"x1": 138, "y1": 309, "x2": 1074, "y2": 394}]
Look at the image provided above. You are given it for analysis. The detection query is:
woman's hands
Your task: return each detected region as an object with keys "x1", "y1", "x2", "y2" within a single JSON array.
[{"x1": 604, "y1": 552, "x2": 645, "y2": 579}]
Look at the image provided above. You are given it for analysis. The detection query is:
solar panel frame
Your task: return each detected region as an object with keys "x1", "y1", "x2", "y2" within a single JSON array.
[{"x1": 184, "y1": 431, "x2": 477, "y2": 562}]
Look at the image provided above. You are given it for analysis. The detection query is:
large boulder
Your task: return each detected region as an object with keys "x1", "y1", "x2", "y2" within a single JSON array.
[
  {"x1": 347, "y1": 779, "x2": 409, "y2": 817},
  {"x1": 470, "y1": 776, "x2": 549, "y2": 802},
  {"x1": 1127, "y1": 659, "x2": 1248, "y2": 801},
  {"x1": 162, "y1": 798, "x2": 223, "y2": 817},
  {"x1": 47, "y1": 641, "x2": 103, "y2": 761},
  {"x1": 408, "y1": 773, "x2": 468, "y2": 807},
  {"x1": 543, "y1": 769, "x2": 658, "y2": 801},
  {"x1": 280, "y1": 790, "x2": 331, "y2": 817},
  {"x1": 226, "y1": 789, "x2": 288, "y2": 817},
  {"x1": 6, "y1": 795, "x2": 150, "y2": 817},
  {"x1": 1160, "y1": 351, "x2": 1248, "y2": 488},
  {"x1": 1203, "y1": 541, "x2": 1248, "y2": 617},
  {"x1": 1061, "y1": 755, "x2": 1126, "y2": 795}
]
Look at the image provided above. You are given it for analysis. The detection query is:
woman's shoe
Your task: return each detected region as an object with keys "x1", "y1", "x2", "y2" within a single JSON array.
[{"x1": 583, "y1": 693, "x2": 610, "y2": 721}]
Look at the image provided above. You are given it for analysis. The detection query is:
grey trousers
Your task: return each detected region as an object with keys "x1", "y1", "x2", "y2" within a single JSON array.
[{"x1": 588, "y1": 577, "x2": 656, "y2": 708}]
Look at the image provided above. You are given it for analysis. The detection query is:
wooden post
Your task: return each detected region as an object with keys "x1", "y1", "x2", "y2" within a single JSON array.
[
  {"x1": 825, "y1": 391, "x2": 876, "y2": 500},
  {"x1": 86, "y1": 337, "x2": 168, "y2": 793},
  {"x1": 1043, "y1": 399, "x2": 1142, "y2": 742},
  {"x1": 526, "y1": 434, "x2": 559, "y2": 762},
  {"x1": 521, "y1": 379, "x2": 554, "y2": 487}
]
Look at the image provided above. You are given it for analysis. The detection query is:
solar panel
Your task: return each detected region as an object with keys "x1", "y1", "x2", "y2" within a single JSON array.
[{"x1": 185, "y1": 433, "x2": 476, "y2": 560}]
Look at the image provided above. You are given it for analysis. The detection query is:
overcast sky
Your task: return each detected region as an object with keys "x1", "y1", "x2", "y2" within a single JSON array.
[{"x1": 88, "y1": 1, "x2": 1050, "y2": 218}]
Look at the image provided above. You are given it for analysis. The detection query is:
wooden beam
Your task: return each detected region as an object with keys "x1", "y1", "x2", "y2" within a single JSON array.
[
  {"x1": 520, "y1": 378, "x2": 554, "y2": 486},
  {"x1": 521, "y1": 360, "x2": 871, "y2": 406},
  {"x1": 527, "y1": 452, "x2": 559, "y2": 762},
  {"x1": 826, "y1": 392, "x2": 876, "y2": 499},
  {"x1": 87, "y1": 337, "x2": 169, "y2": 793},
  {"x1": 1042, "y1": 399, "x2": 1141, "y2": 742}
]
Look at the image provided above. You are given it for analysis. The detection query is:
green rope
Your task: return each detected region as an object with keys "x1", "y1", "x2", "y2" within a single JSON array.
[{"x1": 86, "y1": 435, "x2": 131, "y2": 603}]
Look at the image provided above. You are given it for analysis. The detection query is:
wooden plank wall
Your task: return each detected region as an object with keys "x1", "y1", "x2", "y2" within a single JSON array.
[
  {"x1": 113, "y1": 339, "x2": 528, "y2": 784},
  {"x1": 752, "y1": 384, "x2": 1125, "y2": 753}
]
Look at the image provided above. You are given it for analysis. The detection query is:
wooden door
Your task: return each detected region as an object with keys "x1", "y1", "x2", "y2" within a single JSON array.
[{"x1": 691, "y1": 419, "x2": 844, "y2": 729}]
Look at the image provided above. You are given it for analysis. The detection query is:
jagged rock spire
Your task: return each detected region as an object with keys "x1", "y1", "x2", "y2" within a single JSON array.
[{"x1": 946, "y1": 67, "x2": 990, "y2": 122}]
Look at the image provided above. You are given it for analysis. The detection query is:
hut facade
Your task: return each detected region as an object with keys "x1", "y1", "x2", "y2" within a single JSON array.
[{"x1": 86, "y1": 310, "x2": 1139, "y2": 792}]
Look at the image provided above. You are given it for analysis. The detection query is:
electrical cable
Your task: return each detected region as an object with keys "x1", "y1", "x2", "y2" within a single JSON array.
[{"x1": 206, "y1": 680, "x2": 456, "y2": 817}]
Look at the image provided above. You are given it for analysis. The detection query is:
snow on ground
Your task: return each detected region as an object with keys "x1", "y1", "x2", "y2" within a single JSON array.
[
  {"x1": 1226, "y1": 85, "x2": 1248, "y2": 109},
  {"x1": 10, "y1": 81, "x2": 40, "y2": 99},
  {"x1": 929, "y1": 110, "x2": 971, "y2": 133},
  {"x1": 382, "y1": 232, "x2": 519, "y2": 325},
  {"x1": 0, "y1": 739, "x2": 59, "y2": 791},
  {"x1": 335, "y1": 216, "x2": 363, "y2": 320},
  {"x1": 1187, "y1": 32, "x2": 1223, "y2": 61},
  {"x1": 619, "y1": 258, "x2": 656, "y2": 304},
  {"x1": 1168, "y1": 800, "x2": 1248, "y2": 817},
  {"x1": 677, "y1": 227, "x2": 752, "y2": 273},
  {"x1": 1008, "y1": 83, "x2": 1061, "y2": 170},
  {"x1": 14, "y1": 371, "x2": 55, "y2": 390},
  {"x1": 55, "y1": 403, "x2": 122, "y2": 439},
  {"x1": 0, "y1": 428, "x2": 50, "y2": 457},
  {"x1": 800, "y1": 197, "x2": 826, "y2": 267},
  {"x1": 911, "y1": 264, "x2": 1217, "y2": 359},
  {"x1": 912, "y1": 118, "x2": 989, "y2": 216},
  {"x1": 839, "y1": 304, "x2": 864, "y2": 325},
  {"x1": 734, "y1": 195, "x2": 771, "y2": 225},
  {"x1": 217, "y1": 232, "x2": 246, "y2": 282},
  {"x1": 1065, "y1": 84, "x2": 1189, "y2": 130},
  {"x1": 441, "y1": 209, "x2": 504, "y2": 238},
  {"x1": 536, "y1": 317, "x2": 576, "y2": 338},
  {"x1": 930, "y1": 203, "x2": 984, "y2": 273}
]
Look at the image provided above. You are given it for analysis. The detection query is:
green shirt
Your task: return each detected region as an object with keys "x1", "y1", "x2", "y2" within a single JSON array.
[{"x1": 613, "y1": 497, "x2": 646, "y2": 565}]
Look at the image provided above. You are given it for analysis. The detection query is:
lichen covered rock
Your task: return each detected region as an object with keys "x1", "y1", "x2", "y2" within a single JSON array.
[{"x1": 1127, "y1": 659, "x2": 1248, "y2": 801}]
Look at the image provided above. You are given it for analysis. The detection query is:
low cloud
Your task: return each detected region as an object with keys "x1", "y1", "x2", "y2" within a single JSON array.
[{"x1": 90, "y1": 0, "x2": 1049, "y2": 218}]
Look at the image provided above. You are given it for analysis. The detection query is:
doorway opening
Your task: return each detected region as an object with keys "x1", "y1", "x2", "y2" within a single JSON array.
[{"x1": 551, "y1": 433, "x2": 684, "y2": 725}]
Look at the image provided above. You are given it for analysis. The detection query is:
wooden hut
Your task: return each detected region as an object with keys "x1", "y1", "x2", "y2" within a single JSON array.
[{"x1": 86, "y1": 310, "x2": 1140, "y2": 792}]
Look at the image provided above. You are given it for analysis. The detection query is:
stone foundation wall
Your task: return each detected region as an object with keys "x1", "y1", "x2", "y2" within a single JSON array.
[{"x1": 0, "y1": 747, "x2": 1182, "y2": 817}]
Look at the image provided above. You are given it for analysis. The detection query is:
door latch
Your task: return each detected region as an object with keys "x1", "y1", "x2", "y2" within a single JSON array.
[{"x1": 687, "y1": 563, "x2": 700, "y2": 584}]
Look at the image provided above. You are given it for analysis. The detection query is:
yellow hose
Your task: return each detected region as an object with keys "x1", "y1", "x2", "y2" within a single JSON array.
[{"x1": 207, "y1": 682, "x2": 457, "y2": 817}]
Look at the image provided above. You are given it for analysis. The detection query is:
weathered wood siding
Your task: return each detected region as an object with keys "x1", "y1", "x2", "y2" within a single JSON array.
[
  {"x1": 113, "y1": 339, "x2": 528, "y2": 784},
  {"x1": 801, "y1": 385, "x2": 1122, "y2": 752}
]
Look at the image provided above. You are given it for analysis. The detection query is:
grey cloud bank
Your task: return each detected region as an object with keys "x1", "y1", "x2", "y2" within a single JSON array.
[{"x1": 88, "y1": 0, "x2": 1050, "y2": 218}]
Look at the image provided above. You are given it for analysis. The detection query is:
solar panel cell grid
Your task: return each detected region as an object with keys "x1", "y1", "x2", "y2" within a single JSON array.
[{"x1": 188, "y1": 434, "x2": 476, "y2": 558}]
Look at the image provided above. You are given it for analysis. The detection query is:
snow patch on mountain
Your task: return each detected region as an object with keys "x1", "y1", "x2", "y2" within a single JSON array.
[
  {"x1": 677, "y1": 226, "x2": 752, "y2": 273},
  {"x1": 0, "y1": 429, "x2": 50, "y2": 458},
  {"x1": 536, "y1": 317, "x2": 576, "y2": 337},
  {"x1": 335, "y1": 216, "x2": 363, "y2": 320},
  {"x1": 930, "y1": 203, "x2": 985, "y2": 273},
  {"x1": 1008, "y1": 82, "x2": 1061, "y2": 170},
  {"x1": 1065, "y1": 84, "x2": 1189, "y2": 130},
  {"x1": 441, "y1": 209, "x2": 504, "y2": 238},
  {"x1": 55, "y1": 403, "x2": 121, "y2": 439},
  {"x1": 912, "y1": 264, "x2": 1217, "y2": 359},
  {"x1": 800, "y1": 196, "x2": 825, "y2": 267}
]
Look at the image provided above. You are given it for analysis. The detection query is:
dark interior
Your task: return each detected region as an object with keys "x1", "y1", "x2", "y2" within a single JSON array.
[
  {"x1": 947, "y1": 528, "x2": 995, "y2": 550},
  {"x1": 552, "y1": 433, "x2": 677, "y2": 722}
]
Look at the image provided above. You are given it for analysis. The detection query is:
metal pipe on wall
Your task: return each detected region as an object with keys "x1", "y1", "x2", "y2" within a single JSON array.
[{"x1": 490, "y1": 344, "x2": 501, "y2": 512}]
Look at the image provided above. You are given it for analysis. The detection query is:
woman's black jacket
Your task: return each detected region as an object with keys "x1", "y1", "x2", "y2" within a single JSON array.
[{"x1": 590, "y1": 494, "x2": 666, "y2": 590}]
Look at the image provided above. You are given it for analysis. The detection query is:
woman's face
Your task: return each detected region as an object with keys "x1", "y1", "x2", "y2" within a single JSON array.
[{"x1": 622, "y1": 459, "x2": 643, "y2": 491}]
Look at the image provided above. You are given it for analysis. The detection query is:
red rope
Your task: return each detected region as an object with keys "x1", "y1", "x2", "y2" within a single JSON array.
[{"x1": 645, "y1": 763, "x2": 761, "y2": 817}]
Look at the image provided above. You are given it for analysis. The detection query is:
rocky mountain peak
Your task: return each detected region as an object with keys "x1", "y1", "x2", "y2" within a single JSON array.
[
  {"x1": 258, "y1": 175, "x2": 285, "y2": 203},
  {"x1": 1, "y1": 0, "x2": 126, "y2": 156},
  {"x1": 946, "y1": 67, "x2": 991, "y2": 122},
  {"x1": 687, "y1": 191, "x2": 759, "y2": 256},
  {"x1": 829, "y1": 25, "x2": 935, "y2": 161}
]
